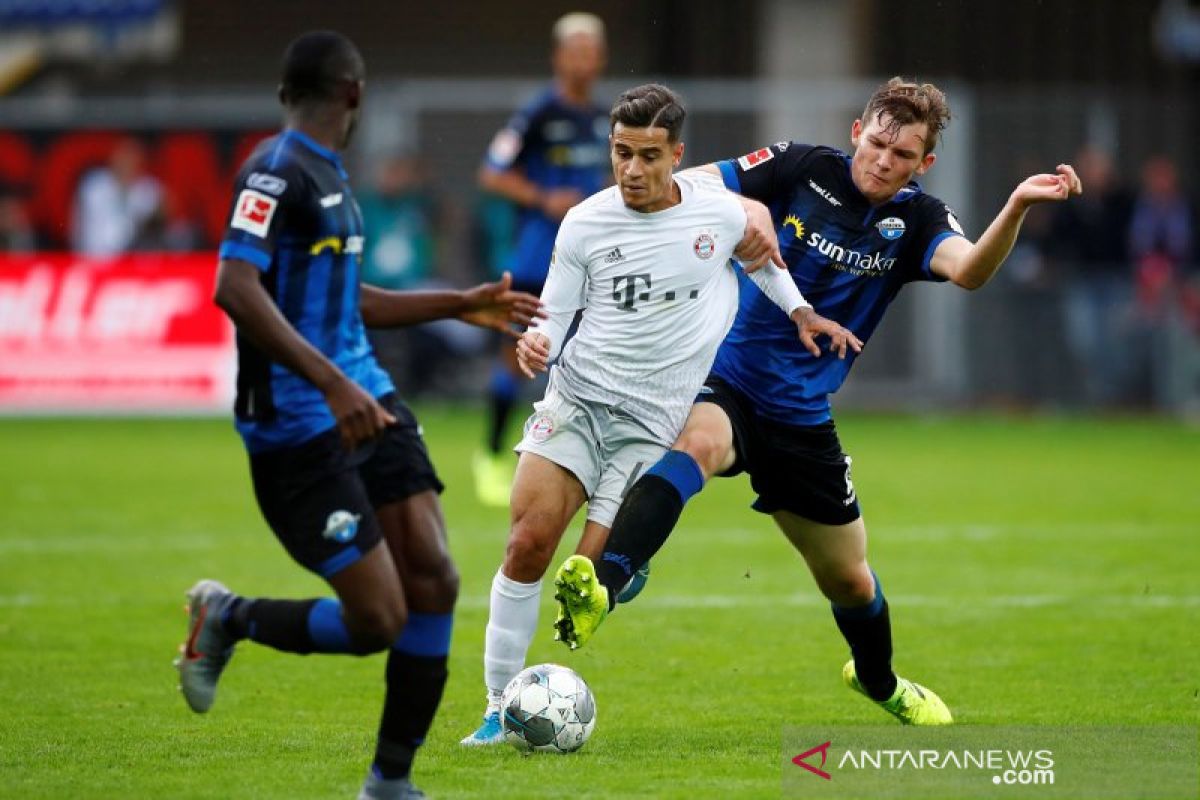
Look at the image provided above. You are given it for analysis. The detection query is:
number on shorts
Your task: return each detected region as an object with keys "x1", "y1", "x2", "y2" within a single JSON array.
[{"x1": 842, "y1": 455, "x2": 857, "y2": 506}]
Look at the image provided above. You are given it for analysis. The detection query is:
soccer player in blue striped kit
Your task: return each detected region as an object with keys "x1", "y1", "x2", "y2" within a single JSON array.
[
  {"x1": 173, "y1": 32, "x2": 542, "y2": 800},
  {"x1": 554, "y1": 78, "x2": 1083, "y2": 726}
]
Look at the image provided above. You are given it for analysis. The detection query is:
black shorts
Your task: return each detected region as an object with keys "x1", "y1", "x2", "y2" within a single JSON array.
[
  {"x1": 248, "y1": 395, "x2": 444, "y2": 578},
  {"x1": 697, "y1": 377, "x2": 861, "y2": 526}
]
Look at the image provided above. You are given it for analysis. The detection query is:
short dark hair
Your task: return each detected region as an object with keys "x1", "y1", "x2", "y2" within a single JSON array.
[
  {"x1": 280, "y1": 31, "x2": 364, "y2": 106},
  {"x1": 861, "y1": 77, "x2": 950, "y2": 156},
  {"x1": 610, "y1": 83, "x2": 686, "y2": 142}
]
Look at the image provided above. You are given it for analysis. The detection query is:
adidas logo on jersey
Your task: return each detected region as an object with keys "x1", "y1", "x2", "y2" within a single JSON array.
[{"x1": 604, "y1": 247, "x2": 626, "y2": 264}]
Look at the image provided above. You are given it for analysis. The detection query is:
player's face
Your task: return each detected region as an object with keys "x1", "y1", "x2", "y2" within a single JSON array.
[
  {"x1": 610, "y1": 123, "x2": 684, "y2": 213},
  {"x1": 849, "y1": 114, "x2": 937, "y2": 205},
  {"x1": 554, "y1": 33, "x2": 606, "y2": 92}
]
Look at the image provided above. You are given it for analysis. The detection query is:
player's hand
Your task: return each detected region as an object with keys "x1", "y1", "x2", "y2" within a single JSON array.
[
  {"x1": 791, "y1": 306, "x2": 863, "y2": 359},
  {"x1": 516, "y1": 330, "x2": 551, "y2": 378},
  {"x1": 459, "y1": 271, "x2": 547, "y2": 339},
  {"x1": 735, "y1": 199, "x2": 786, "y2": 273},
  {"x1": 539, "y1": 189, "x2": 584, "y2": 221},
  {"x1": 322, "y1": 375, "x2": 396, "y2": 450},
  {"x1": 1010, "y1": 164, "x2": 1083, "y2": 210}
]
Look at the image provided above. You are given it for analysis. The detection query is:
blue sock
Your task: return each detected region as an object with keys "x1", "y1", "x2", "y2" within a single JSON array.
[
  {"x1": 374, "y1": 613, "x2": 453, "y2": 780},
  {"x1": 393, "y1": 612, "x2": 453, "y2": 657},
  {"x1": 306, "y1": 598, "x2": 353, "y2": 652},
  {"x1": 594, "y1": 450, "x2": 706, "y2": 606},
  {"x1": 644, "y1": 450, "x2": 705, "y2": 503},
  {"x1": 831, "y1": 571, "x2": 896, "y2": 700}
]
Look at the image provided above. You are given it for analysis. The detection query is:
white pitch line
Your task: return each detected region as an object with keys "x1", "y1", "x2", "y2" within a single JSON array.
[{"x1": 450, "y1": 592, "x2": 1200, "y2": 611}]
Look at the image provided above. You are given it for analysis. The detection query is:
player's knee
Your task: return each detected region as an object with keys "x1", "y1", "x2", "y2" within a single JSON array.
[
  {"x1": 503, "y1": 522, "x2": 557, "y2": 581},
  {"x1": 428, "y1": 558, "x2": 460, "y2": 605},
  {"x1": 676, "y1": 429, "x2": 726, "y2": 477},
  {"x1": 346, "y1": 603, "x2": 407, "y2": 652},
  {"x1": 820, "y1": 571, "x2": 876, "y2": 607}
]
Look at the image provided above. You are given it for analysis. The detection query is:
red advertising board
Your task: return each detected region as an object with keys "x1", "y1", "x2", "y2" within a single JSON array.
[{"x1": 0, "y1": 253, "x2": 234, "y2": 413}]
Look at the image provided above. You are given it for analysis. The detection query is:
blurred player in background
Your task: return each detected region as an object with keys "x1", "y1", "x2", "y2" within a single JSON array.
[
  {"x1": 174, "y1": 31, "x2": 541, "y2": 800},
  {"x1": 460, "y1": 83, "x2": 859, "y2": 746},
  {"x1": 555, "y1": 78, "x2": 1083, "y2": 727},
  {"x1": 474, "y1": 11, "x2": 610, "y2": 506}
]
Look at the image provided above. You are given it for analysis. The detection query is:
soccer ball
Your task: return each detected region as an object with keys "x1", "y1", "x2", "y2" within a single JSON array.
[{"x1": 500, "y1": 663, "x2": 596, "y2": 753}]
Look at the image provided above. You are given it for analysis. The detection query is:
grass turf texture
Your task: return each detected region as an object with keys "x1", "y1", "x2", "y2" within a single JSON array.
[{"x1": 0, "y1": 410, "x2": 1196, "y2": 798}]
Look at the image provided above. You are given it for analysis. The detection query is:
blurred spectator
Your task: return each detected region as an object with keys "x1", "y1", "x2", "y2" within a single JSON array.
[
  {"x1": 360, "y1": 153, "x2": 439, "y2": 290},
  {"x1": 138, "y1": 188, "x2": 203, "y2": 252},
  {"x1": 359, "y1": 152, "x2": 487, "y2": 396},
  {"x1": 1129, "y1": 155, "x2": 1194, "y2": 316},
  {"x1": 1043, "y1": 146, "x2": 1135, "y2": 406},
  {"x1": 70, "y1": 137, "x2": 164, "y2": 256},
  {"x1": 0, "y1": 182, "x2": 36, "y2": 252},
  {"x1": 1127, "y1": 155, "x2": 1198, "y2": 407}
]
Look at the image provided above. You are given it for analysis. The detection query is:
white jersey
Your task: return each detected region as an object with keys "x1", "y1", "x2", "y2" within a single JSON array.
[{"x1": 530, "y1": 171, "x2": 784, "y2": 443}]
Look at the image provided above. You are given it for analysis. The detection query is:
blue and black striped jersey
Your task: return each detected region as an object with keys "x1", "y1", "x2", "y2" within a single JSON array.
[
  {"x1": 219, "y1": 129, "x2": 393, "y2": 453},
  {"x1": 715, "y1": 143, "x2": 965, "y2": 425},
  {"x1": 483, "y1": 86, "x2": 609, "y2": 288}
]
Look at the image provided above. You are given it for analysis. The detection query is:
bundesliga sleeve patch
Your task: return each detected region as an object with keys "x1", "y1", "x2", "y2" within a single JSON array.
[
  {"x1": 737, "y1": 147, "x2": 774, "y2": 171},
  {"x1": 230, "y1": 189, "x2": 278, "y2": 239},
  {"x1": 487, "y1": 128, "x2": 522, "y2": 167}
]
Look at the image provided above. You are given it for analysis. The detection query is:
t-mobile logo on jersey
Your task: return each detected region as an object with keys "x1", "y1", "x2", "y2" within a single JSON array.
[{"x1": 612, "y1": 273, "x2": 700, "y2": 311}]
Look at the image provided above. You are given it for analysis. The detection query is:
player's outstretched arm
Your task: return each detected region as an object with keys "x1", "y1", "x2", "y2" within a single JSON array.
[
  {"x1": 931, "y1": 164, "x2": 1082, "y2": 290},
  {"x1": 215, "y1": 258, "x2": 395, "y2": 448},
  {"x1": 360, "y1": 272, "x2": 544, "y2": 337}
]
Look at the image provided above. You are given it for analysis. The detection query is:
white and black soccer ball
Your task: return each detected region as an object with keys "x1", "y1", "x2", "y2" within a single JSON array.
[{"x1": 500, "y1": 663, "x2": 596, "y2": 753}]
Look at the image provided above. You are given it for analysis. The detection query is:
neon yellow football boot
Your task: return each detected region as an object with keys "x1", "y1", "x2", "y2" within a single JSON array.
[
  {"x1": 843, "y1": 659, "x2": 953, "y2": 725},
  {"x1": 552, "y1": 555, "x2": 609, "y2": 650}
]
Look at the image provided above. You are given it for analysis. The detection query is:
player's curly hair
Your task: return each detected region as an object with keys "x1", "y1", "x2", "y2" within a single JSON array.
[
  {"x1": 862, "y1": 77, "x2": 949, "y2": 156},
  {"x1": 609, "y1": 83, "x2": 686, "y2": 142}
]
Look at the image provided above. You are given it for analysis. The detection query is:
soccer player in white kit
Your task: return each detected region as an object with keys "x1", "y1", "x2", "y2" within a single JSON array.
[{"x1": 461, "y1": 83, "x2": 861, "y2": 745}]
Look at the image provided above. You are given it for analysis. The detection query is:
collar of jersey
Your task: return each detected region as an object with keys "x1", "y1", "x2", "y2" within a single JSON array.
[
  {"x1": 838, "y1": 153, "x2": 923, "y2": 208},
  {"x1": 283, "y1": 129, "x2": 349, "y2": 178}
]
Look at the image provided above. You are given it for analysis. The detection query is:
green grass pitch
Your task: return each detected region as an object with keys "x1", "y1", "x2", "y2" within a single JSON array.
[{"x1": 1, "y1": 409, "x2": 1197, "y2": 798}]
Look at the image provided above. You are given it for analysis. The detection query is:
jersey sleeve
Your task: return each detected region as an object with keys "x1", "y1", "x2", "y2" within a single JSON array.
[
  {"x1": 716, "y1": 141, "x2": 817, "y2": 204},
  {"x1": 482, "y1": 97, "x2": 542, "y2": 172},
  {"x1": 528, "y1": 211, "x2": 588, "y2": 359},
  {"x1": 904, "y1": 195, "x2": 968, "y2": 283},
  {"x1": 218, "y1": 164, "x2": 301, "y2": 272}
]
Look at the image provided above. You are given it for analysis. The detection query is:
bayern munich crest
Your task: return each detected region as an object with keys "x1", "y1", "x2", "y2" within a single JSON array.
[
  {"x1": 527, "y1": 413, "x2": 556, "y2": 443},
  {"x1": 693, "y1": 232, "x2": 716, "y2": 259}
]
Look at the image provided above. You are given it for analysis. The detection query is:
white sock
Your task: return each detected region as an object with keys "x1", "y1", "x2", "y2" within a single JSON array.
[{"x1": 483, "y1": 568, "x2": 542, "y2": 703}]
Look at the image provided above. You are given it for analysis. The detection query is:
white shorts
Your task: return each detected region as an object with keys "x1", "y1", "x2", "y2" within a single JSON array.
[{"x1": 514, "y1": 383, "x2": 668, "y2": 528}]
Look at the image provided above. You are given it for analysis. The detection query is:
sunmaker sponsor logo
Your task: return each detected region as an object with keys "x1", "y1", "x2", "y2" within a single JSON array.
[{"x1": 805, "y1": 231, "x2": 896, "y2": 275}]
